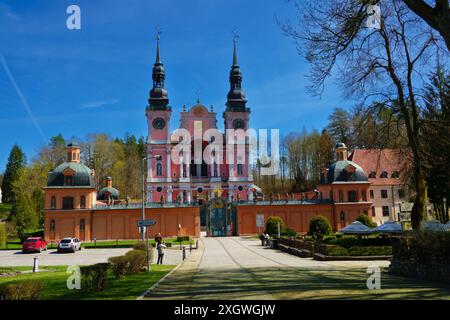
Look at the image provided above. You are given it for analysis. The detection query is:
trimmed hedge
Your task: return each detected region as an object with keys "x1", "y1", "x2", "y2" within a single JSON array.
[
  {"x1": 318, "y1": 244, "x2": 392, "y2": 256},
  {"x1": 308, "y1": 215, "x2": 332, "y2": 236},
  {"x1": 108, "y1": 249, "x2": 149, "y2": 279},
  {"x1": 265, "y1": 216, "x2": 286, "y2": 237},
  {"x1": 80, "y1": 263, "x2": 109, "y2": 292},
  {"x1": 0, "y1": 280, "x2": 43, "y2": 300}
]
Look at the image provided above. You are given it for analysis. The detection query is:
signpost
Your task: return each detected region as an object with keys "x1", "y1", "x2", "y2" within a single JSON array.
[
  {"x1": 137, "y1": 219, "x2": 157, "y2": 272},
  {"x1": 256, "y1": 214, "x2": 264, "y2": 235}
]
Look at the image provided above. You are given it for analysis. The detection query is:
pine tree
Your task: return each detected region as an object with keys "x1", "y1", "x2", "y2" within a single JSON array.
[{"x1": 1, "y1": 144, "x2": 26, "y2": 204}]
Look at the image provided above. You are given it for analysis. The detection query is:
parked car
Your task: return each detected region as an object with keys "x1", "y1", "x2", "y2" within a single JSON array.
[
  {"x1": 57, "y1": 237, "x2": 82, "y2": 253},
  {"x1": 22, "y1": 237, "x2": 47, "y2": 253}
]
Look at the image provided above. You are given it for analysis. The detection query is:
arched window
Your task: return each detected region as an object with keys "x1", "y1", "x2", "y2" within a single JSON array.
[
  {"x1": 369, "y1": 171, "x2": 376, "y2": 178},
  {"x1": 51, "y1": 196, "x2": 56, "y2": 209},
  {"x1": 50, "y1": 220, "x2": 56, "y2": 231},
  {"x1": 64, "y1": 175, "x2": 74, "y2": 186},
  {"x1": 156, "y1": 162, "x2": 163, "y2": 176},
  {"x1": 237, "y1": 164, "x2": 243, "y2": 175},
  {"x1": 80, "y1": 219, "x2": 85, "y2": 231},
  {"x1": 62, "y1": 197, "x2": 74, "y2": 209},
  {"x1": 80, "y1": 195, "x2": 86, "y2": 209},
  {"x1": 380, "y1": 171, "x2": 388, "y2": 178},
  {"x1": 340, "y1": 211, "x2": 346, "y2": 221}
]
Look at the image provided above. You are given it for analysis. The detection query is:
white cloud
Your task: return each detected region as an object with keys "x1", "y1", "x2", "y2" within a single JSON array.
[{"x1": 81, "y1": 98, "x2": 119, "y2": 109}]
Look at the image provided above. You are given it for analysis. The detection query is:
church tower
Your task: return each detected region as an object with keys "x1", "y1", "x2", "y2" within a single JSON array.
[
  {"x1": 223, "y1": 38, "x2": 253, "y2": 201},
  {"x1": 146, "y1": 34, "x2": 172, "y2": 202}
]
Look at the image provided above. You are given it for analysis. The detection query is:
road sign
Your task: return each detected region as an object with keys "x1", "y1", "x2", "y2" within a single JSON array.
[
  {"x1": 137, "y1": 219, "x2": 157, "y2": 227},
  {"x1": 256, "y1": 214, "x2": 264, "y2": 228}
]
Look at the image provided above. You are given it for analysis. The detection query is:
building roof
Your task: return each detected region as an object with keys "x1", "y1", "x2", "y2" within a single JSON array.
[
  {"x1": 97, "y1": 187, "x2": 120, "y2": 201},
  {"x1": 322, "y1": 160, "x2": 368, "y2": 184},
  {"x1": 349, "y1": 149, "x2": 409, "y2": 186},
  {"x1": 47, "y1": 162, "x2": 95, "y2": 188}
]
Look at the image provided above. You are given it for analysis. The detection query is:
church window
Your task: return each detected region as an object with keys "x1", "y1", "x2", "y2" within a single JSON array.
[
  {"x1": 156, "y1": 162, "x2": 163, "y2": 176},
  {"x1": 51, "y1": 196, "x2": 56, "y2": 209},
  {"x1": 348, "y1": 190, "x2": 357, "y2": 202},
  {"x1": 338, "y1": 190, "x2": 344, "y2": 202},
  {"x1": 64, "y1": 175, "x2": 74, "y2": 186},
  {"x1": 340, "y1": 211, "x2": 345, "y2": 221},
  {"x1": 80, "y1": 195, "x2": 86, "y2": 209},
  {"x1": 237, "y1": 164, "x2": 243, "y2": 175},
  {"x1": 50, "y1": 220, "x2": 55, "y2": 231},
  {"x1": 369, "y1": 171, "x2": 376, "y2": 178},
  {"x1": 380, "y1": 171, "x2": 388, "y2": 178},
  {"x1": 80, "y1": 219, "x2": 85, "y2": 231},
  {"x1": 362, "y1": 190, "x2": 367, "y2": 202},
  {"x1": 62, "y1": 197, "x2": 74, "y2": 210}
]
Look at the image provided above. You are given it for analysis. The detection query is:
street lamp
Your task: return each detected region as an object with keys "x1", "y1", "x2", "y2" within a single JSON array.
[{"x1": 142, "y1": 154, "x2": 162, "y2": 272}]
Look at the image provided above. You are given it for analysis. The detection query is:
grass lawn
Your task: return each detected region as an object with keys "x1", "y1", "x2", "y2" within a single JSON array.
[{"x1": 0, "y1": 264, "x2": 174, "y2": 300}]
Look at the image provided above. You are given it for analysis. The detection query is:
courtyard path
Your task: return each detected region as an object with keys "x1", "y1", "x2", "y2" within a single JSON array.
[{"x1": 143, "y1": 237, "x2": 450, "y2": 300}]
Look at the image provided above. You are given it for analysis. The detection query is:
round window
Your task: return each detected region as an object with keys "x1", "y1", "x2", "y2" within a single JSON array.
[{"x1": 156, "y1": 186, "x2": 163, "y2": 192}]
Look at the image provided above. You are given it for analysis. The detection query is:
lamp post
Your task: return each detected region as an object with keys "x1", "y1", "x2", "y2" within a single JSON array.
[{"x1": 142, "y1": 154, "x2": 162, "y2": 272}]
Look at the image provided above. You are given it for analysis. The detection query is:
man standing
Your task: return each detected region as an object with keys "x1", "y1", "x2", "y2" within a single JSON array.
[{"x1": 156, "y1": 241, "x2": 166, "y2": 264}]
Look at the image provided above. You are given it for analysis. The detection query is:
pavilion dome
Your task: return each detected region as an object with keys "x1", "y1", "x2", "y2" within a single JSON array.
[
  {"x1": 47, "y1": 162, "x2": 94, "y2": 187},
  {"x1": 97, "y1": 186, "x2": 120, "y2": 201},
  {"x1": 322, "y1": 160, "x2": 368, "y2": 184}
]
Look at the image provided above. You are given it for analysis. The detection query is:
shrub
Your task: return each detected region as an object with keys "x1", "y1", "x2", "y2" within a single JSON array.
[
  {"x1": 308, "y1": 215, "x2": 332, "y2": 236},
  {"x1": 125, "y1": 249, "x2": 147, "y2": 274},
  {"x1": 0, "y1": 280, "x2": 43, "y2": 300},
  {"x1": 327, "y1": 245, "x2": 349, "y2": 256},
  {"x1": 0, "y1": 224, "x2": 6, "y2": 247},
  {"x1": 176, "y1": 236, "x2": 190, "y2": 242},
  {"x1": 283, "y1": 227, "x2": 297, "y2": 237},
  {"x1": 80, "y1": 263, "x2": 109, "y2": 292},
  {"x1": 356, "y1": 214, "x2": 377, "y2": 228},
  {"x1": 133, "y1": 241, "x2": 148, "y2": 251},
  {"x1": 265, "y1": 216, "x2": 286, "y2": 237},
  {"x1": 108, "y1": 255, "x2": 129, "y2": 279}
]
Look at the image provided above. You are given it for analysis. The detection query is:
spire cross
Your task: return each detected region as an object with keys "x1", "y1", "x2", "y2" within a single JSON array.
[
  {"x1": 232, "y1": 31, "x2": 239, "y2": 44},
  {"x1": 196, "y1": 89, "x2": 201, "y2": 104},
  {"x1": 156, "y1": 26, "x2": 162, "y2": 40}
]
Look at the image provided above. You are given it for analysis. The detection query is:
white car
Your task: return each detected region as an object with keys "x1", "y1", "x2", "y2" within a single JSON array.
[{"x1": 57, "y1": 237, "x2": 82, "y2": 253}]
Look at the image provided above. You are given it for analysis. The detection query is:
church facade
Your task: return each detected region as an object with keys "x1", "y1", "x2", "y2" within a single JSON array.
[{"x1": 145, "y1": 36, "x2": 254, "y2": 205}]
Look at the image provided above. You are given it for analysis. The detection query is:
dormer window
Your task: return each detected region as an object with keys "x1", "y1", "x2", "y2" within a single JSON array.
[
  {"x1": 380, "y1": 171, "x2": 388, "y2": 178},
  {"x1": 369, "y1": 171, "x2": 376, "y2": 178},
  {"x1": 64, "y1": 175, "x2": 74, "y2": 186},
  {"x1": 391, "y1": 171, "x2": 399, "y2": 178}
]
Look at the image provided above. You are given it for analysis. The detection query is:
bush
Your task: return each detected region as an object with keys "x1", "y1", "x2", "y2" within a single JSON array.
[
  {"x1": 0, "y1": 224, "x2": 6, "y2": 247},
  {"x1": 108, "y1": 255, "x2": 129, "y2": 279},
  {"x1": 308, "y1": 215, "x2": 332, "y2": 236},
  {"x1": 125, "y1": 250, "x2": 147, "y2": 274},
  {"x1": 133, "y1": 241, "x2": 148, "y2": 251},
  {"x1": 283, "y1": 227, "x2": 297, "y2": 237},
  {"x1": 80, "y1": 263, "x2": 109, "y2": 292},
  {"x1": 356, "y1": 214, "x2": 377, "y2": 228},
  {"x1": 265, "y1": 216, "x2": 286, "y2": 237},
  {"x1": 176, "y1": 236, "x2": 190, "y2": 242},
  {"x1": 0, "y1": 280, "x2": 43, "y2": 300}
]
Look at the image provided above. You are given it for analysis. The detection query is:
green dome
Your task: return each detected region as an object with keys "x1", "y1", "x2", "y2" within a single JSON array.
[
  {"x1": 97, "y1": 187, "x2": 120, "y2": 201},
  {"x1": 47, "y1": 162, "x2": 94, "y2": 187},
  {"x1": 322, "y1": 160, "x2": 368, "y2": 184}
]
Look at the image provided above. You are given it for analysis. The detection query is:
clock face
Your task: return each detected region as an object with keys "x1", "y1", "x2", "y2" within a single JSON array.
[
  {"x1": 233, "y1": 118, "x2": 245, "y2": 130},
  {"x1": 152, "y1": 117, "x2": 166, "y2": 130}
]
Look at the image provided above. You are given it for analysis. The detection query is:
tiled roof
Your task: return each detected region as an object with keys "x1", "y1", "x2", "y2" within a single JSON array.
[{"x1": 349, "y1": 149, "x2": 410, "y2": 186}]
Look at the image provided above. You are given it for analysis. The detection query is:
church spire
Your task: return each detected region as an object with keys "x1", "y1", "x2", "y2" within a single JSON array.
[
  {"x1": 148, "y1": 31, "x2": 169, "y2": 110},
  {"x1": 226, "y1": 34, "x2": 248, "y2": 112}
]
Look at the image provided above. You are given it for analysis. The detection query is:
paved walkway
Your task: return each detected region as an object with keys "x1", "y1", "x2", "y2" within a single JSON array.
[
  {"x1": 0, "y1": 248, "x2": 185, "y2": 267},
  {"x1": 143, "y1": 237, "x2": 450, "y2": 300}
]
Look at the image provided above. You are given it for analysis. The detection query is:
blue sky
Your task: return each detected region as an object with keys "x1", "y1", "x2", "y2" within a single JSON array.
[{"x1": 0, "y1": 0, "x2": 352, "y2": 171}]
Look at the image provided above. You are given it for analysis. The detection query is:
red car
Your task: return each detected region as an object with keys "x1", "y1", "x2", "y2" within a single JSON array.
[{"x1": 22, "y1": 237, "x2": 47, "y2": 253}]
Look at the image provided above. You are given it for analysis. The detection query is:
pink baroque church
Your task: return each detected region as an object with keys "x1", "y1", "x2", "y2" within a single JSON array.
[{"x1": 145, "y1": 35, "x2": 254, "y2": 204}]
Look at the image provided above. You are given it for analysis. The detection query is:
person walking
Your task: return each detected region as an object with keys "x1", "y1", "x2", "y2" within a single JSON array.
[{"x1": 156, "y1": 241, "x2": 166, "y2": 264}]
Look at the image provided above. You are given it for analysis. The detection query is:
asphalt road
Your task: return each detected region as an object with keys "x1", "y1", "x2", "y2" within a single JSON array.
[{"x1": 0, "y1": 247, "x2": 187, "y2": 267}]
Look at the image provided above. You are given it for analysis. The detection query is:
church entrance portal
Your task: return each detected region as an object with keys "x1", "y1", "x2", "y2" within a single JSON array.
[{"x1": 200, "y1": 198, "x2": 237, "y2": 237}]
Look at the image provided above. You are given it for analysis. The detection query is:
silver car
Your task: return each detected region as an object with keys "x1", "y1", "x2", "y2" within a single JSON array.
[{"x1": 57, "y1": 237, "x2": 82, "y2": 253}]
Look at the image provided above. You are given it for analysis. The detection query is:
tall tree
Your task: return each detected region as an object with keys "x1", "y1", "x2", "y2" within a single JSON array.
[
  {"x1": 35, "y1": 134, "x2": 66, "y2": 169},
  {"x1": 318, "y1": 129, "x2": 335, "y2": 168},
  {"x1": 1, "y1": 144, "x2": 26, "y2": 203},
  {"x1": 421, "y1": 66, "x2": 450, "y2": 223},
  {"x1": 11, "y1": 192, "x2": 38, "y2": 237},
  {"x1": 326, "y1": 108, "x2": 353, "y2": 148},
  {"x1": 281, "y1": 0, "x2": 442, "y2": 229},
  {"x1": 401, "y1": 0, "x2": 450, "y2": 51}
]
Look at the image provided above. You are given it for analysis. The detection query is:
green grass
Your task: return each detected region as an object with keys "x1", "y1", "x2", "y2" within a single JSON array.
[{"x1": 0, "y1": 264, "x2": 174, "y2": 300}]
